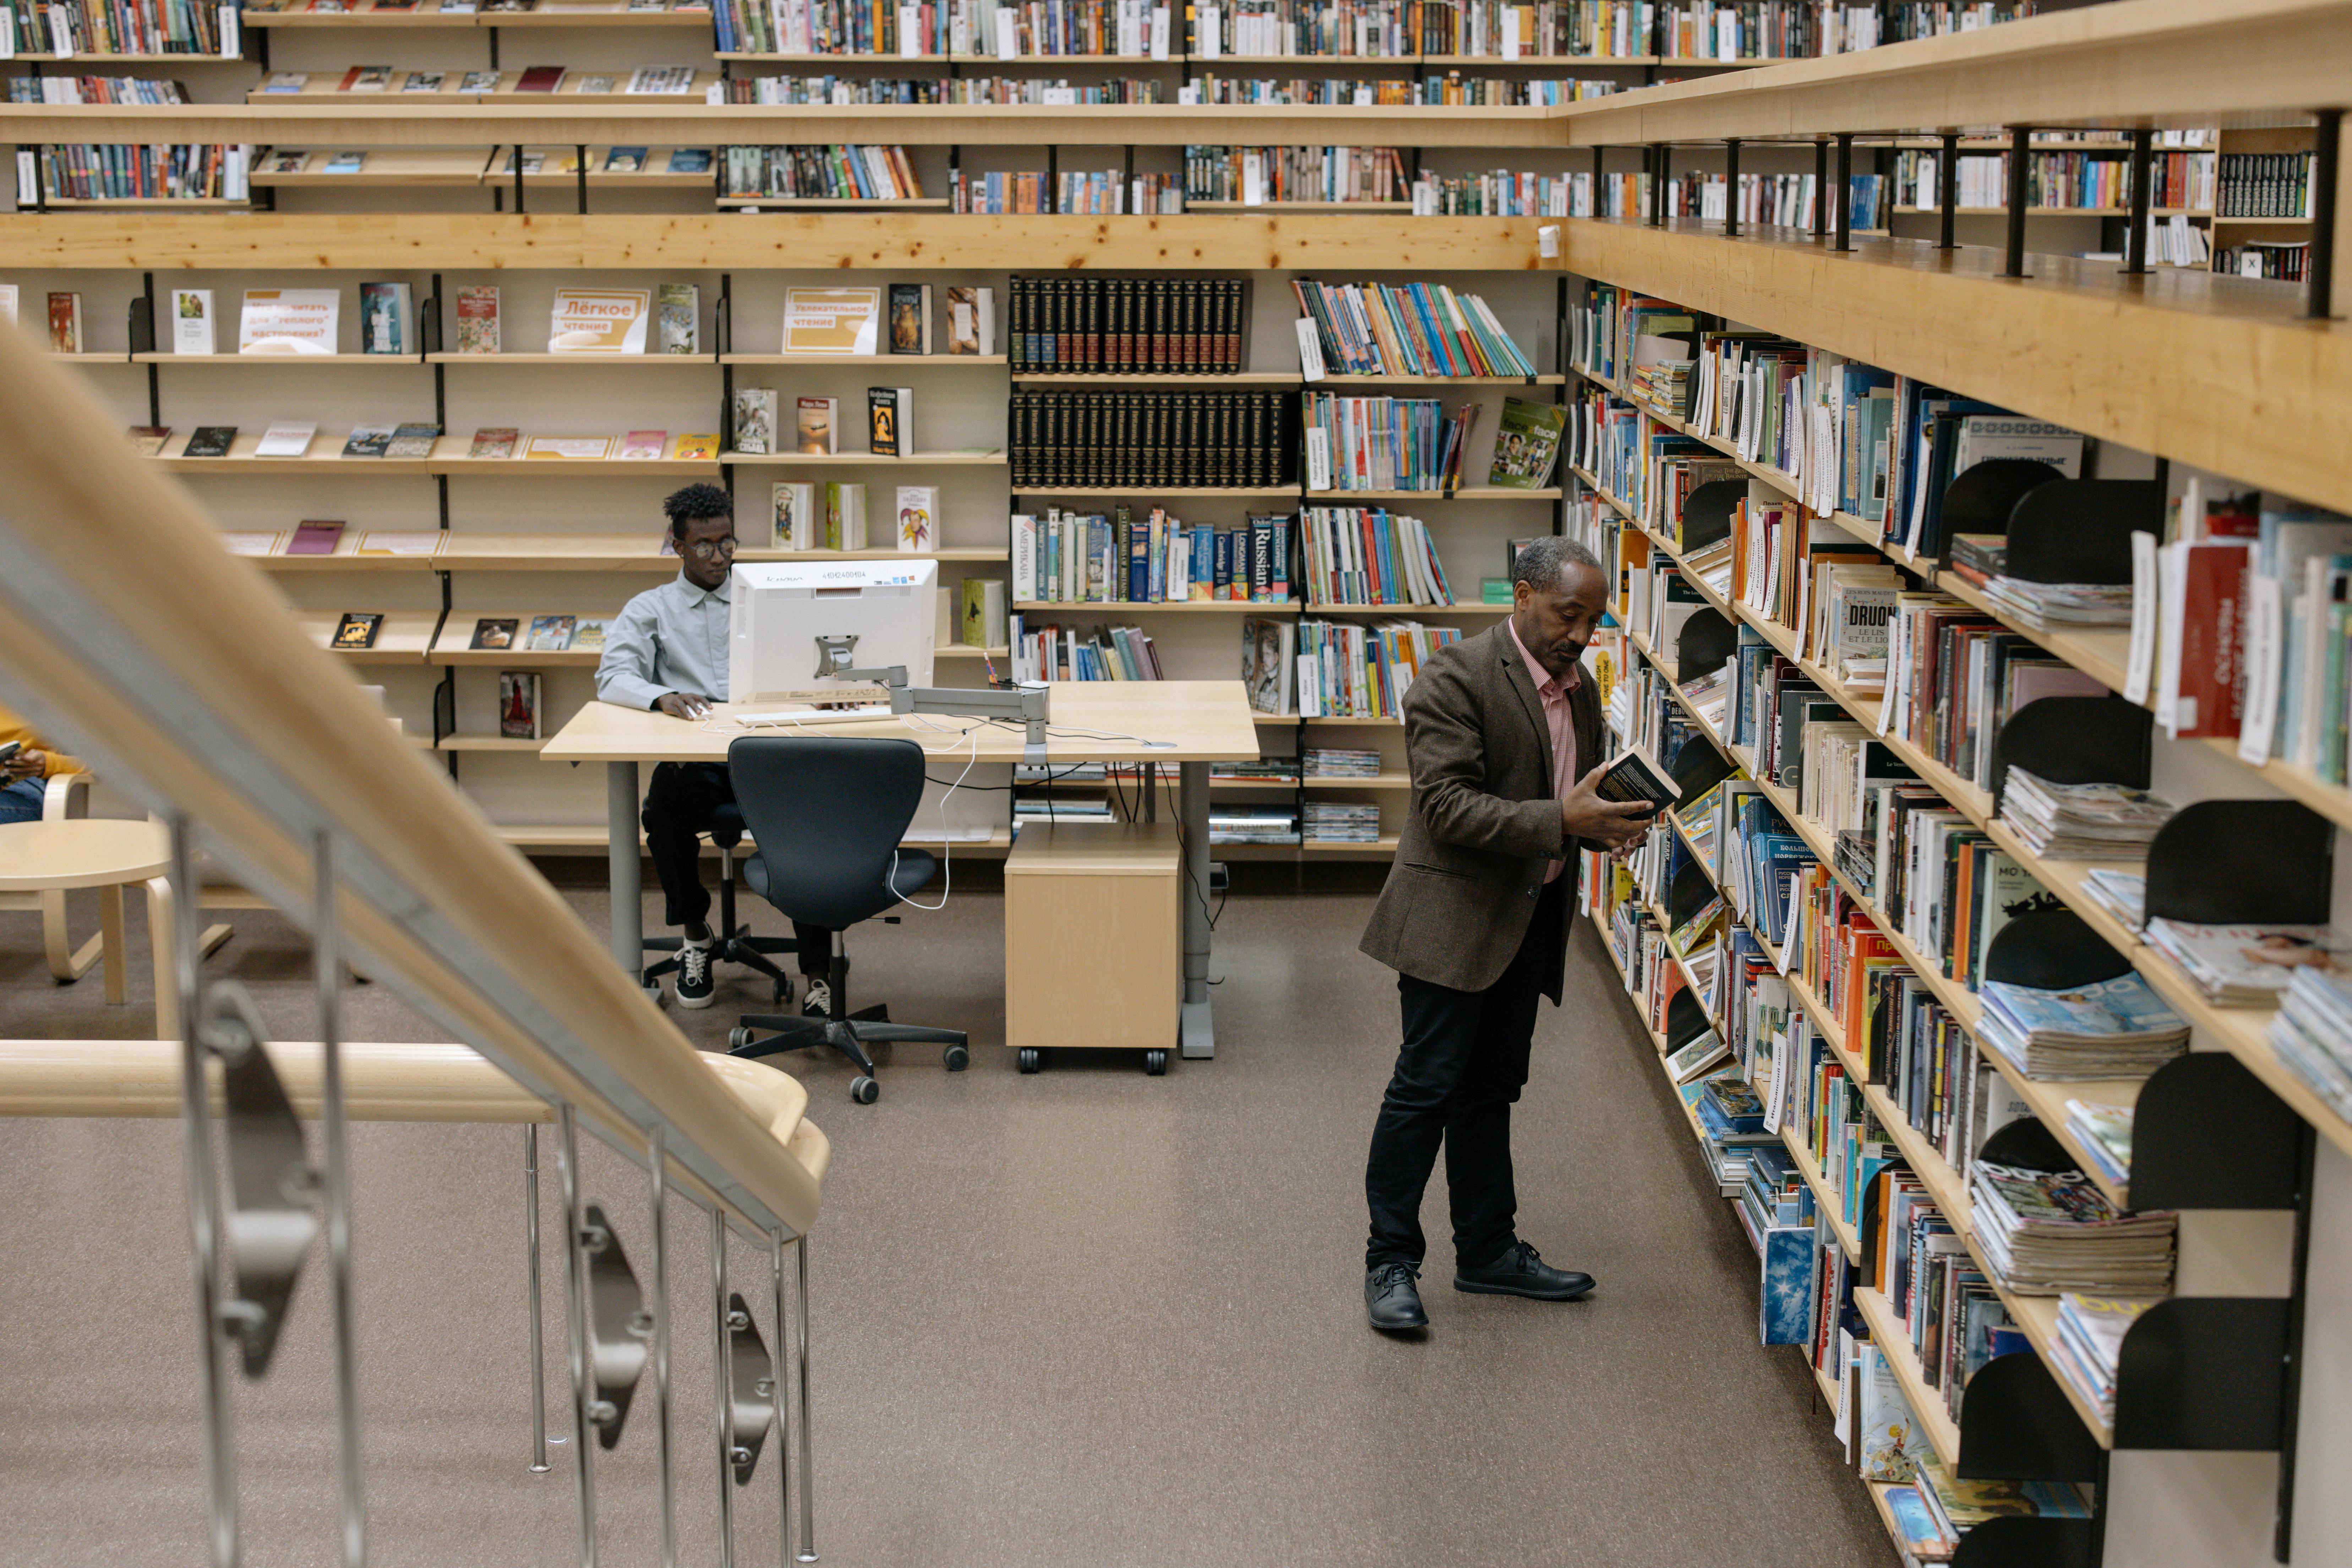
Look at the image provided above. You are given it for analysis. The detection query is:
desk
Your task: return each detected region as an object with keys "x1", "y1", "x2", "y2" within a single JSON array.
[{"x1": 539, "y1": 682, "x2": 1262, "y2": 1060}]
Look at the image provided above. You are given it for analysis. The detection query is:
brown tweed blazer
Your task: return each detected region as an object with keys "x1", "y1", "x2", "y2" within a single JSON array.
[{"x1": 1357, "y1": 621, "x2": 1606, "y2": 1001}]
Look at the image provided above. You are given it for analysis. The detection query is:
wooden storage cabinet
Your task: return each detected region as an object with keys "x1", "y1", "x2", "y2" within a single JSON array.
[{"x1": 1003, "y1": 821, "x2": 1180, "y2": 1067}]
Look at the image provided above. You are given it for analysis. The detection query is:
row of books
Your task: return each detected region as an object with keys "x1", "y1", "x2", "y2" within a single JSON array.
[
  {"x1": 1010, "y1": 507, "x2": 1294, "y2": 603},
  {"x1": 2215, "y1": 150, "x2": 2314, "y2": 218},
  {"x1": 1236, "y1": 615, "x2": 1462, "y2": 717},
  {"x1": 717, "y1": 144, "x2": 923, "y2": 200},
  {"x1": 1300, "y1": 394, "x2": 1477, "y2": 495},
  {"x1": 1004, "y1": 619, "x2": 1165, "y2": 682},
  {"x1": 1198, "y1": 0, "x2": 1412, "y2": 57},
  {"x1": 1006, "y1": 275, "x2": 1248, "y2": 374},
  {"x1": 141, "y1": 422, "x2": 723, "y2": 460},
  {"x1": 1292, "y1": 279, "x2": 1538, "y2": 379},
  {"x1": 0, "y1": 0, "x2": 228, "y2": 55},
  {"x1": 1006, "y1": 390, "x2": 1297, "y2": 489},
  {"x1": 260, "y1": 64, "x2": 701, "y2": 92},
  {"x1": 716, "y1": 73, "x2": 1167, "y2": 100},
  {"x1": 1886, "y1": 148, "x2": 2217, "y2": 213},
  {"x1": 1187, "y1": 70, "x2": 1619, "y2": 103},
  {"x1": 1180, "y1": 144, "x2": 1408, "y2": 205},
  {"x1": 36, "y1": 143, "x2": 245, "y2": 202},
  {"x1": 1295, "y1": 506, "x2": 1455, "y2": 607},
  {"x1": 770, "y1": 480, "x2": 941, "y2": 550},
  {"x1": 3, "y1": 72, "x2": 186, "y2": 102}
]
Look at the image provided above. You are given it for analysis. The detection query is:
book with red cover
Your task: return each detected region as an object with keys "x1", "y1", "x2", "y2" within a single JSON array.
[
  {"x1": 287, "y1": 520, "x2": 346, "y2": 555},
  {"x1": 2171, "y1": 540, "x2": 2252, "y2": 739},
  {"x1": 514, "y1": 66, "x2": 566, "y2": 92}
]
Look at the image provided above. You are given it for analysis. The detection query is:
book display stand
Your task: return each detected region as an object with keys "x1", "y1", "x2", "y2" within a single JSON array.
[{"x1": 1987, "y1": 695, "x2": 2152, "y2": 811}]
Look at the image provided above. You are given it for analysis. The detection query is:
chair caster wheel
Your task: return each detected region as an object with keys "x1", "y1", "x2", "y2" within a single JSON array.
[
  {"x1": 1144, "y1": 1049, "x2": 1167, "y2": 1076},
  {"x1": 850, "y1": 1076, "x2": 879, "y2": 1105},
  {"x1": 773, "y1": 979, "x2": 791, "y2": 1006},
  {"x1": 943, "y1": 1044, "x2": 970, "y2": 1072},
  {"x1": 728, "y1": 1027, "x2": 752, "y2": 1050},
  {"x1": 1016, "y1": 1048, "x2": 1041, "y2": 1074}
]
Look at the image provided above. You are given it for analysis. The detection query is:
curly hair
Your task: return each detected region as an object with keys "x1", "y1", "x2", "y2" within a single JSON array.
[{"x1": 662, "y1": 481, "x2": 734, "y2": 538}]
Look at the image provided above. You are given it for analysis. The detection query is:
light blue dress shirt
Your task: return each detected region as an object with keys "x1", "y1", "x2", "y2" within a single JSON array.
[{"x1": 595, "y1": 570, "x2": 732, "y2": 710}]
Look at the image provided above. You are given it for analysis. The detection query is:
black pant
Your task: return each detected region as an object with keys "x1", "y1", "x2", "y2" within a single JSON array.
[
  {"x1": 642, "y1": 761, "x2": 831, "y2": 977},
  {"x1": 1364, "y1": 878, "x2": 1565, "y2": 1272}
]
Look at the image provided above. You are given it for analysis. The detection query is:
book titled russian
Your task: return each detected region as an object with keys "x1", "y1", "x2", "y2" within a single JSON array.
[
  {"x1": 795, "y1": 396, "x2": 837, "y2": 455},
  {"x1": 732, "y1": 388, "x2": 778, "y2": 455},
  {"x1": 498, "y1": 671, "x2": 542, "y2": 739},
  {"x1": 772, "y1": 482, "x2": 816, "y2": 550},
  {"x1": 781, "y1": 285, "x2": 880, "y2": 355},
  {"x1": 358, "y1": 281, "x2": 411, "y2": 355},
  {"x1": 171, "y1": 288, "x2": 217, "y2": 355},
  {"x1": 866, "y1": 387, "x2": 912, "y2": 455},
  {"x1": 894, "y1": 485, "x2": 937, "y2": 551},
  {"x1": 888, "y1": 282, "x2": 931, "y2": 354},
  {"x1": 657, "y1": 282, "x2": 699, "y2": 354},
  {"x1": 330, "y1": 612, "x2": 383, "y2": 650},
  {"x1": 547, "y1": 286, "x2": 650, "y2": 354}
]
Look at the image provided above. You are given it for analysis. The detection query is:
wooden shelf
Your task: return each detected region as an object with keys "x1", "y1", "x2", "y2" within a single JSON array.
[
  {"x1": 427, "y1": 351, "x2": 716, "y2": 364},
  {"x1": 498, "y1": 823, "x2": 1016, "y2": 854},
  {"x1": 1316, "y1": 372, "x2": 1565, "y2": 385},
  {"x1": 431, "y1": 615, "x2": 599, "y2": 665},
  {"x1": 726, "y1": 353, "x2": 1006, "y2": 366},
  {"x1": 1013, "y1": 600, "x2": 1293, "y2": 614},
  {"x1": 721, "y1": 449, "x2": 1005, "y2": 465},
  {"x1": 1299, "y1": 772, "x2": 1409, "y2": 789},
  {"x1": 437, "y1": 734, "x2": 548, "y2": 752},
  {"x1": 236, "y1": 539, "x2": 444, "y2": 570},
  {"x1": 1305, "y1": 602, "x2": 1507, "y2": 616},
  {"x1": 716, "y1": 197, "x2": 949, "y2": 209},
  {"x1": 1013, "y1": 486, "x2": 1297, "y2": 498},
  {"x1": 438, "y1": 534, "x2": 1006, "y2": 569},
  {"x1": 299, "y1": 608, "x2": 439, "y2": 664},
  {"x1": 1852, "y1": 1285, "x2": 1963, "y2": 1469},
  {"x1": 1780, "y1": 1124, "x2": 1862, "y2": 1266},
  {"x1": 1303, "y1": 486, "x2": 1560, "y2": 501},
  {"x1": 135, "y1": 351, "x2": 424, "y2": 365},
  {"x1": 244, "y1": 3, "x2": 715, "y2": 22},
  {"x1": 1014, "y1": 371, "x2": 1301, "y2": 384},
  {"x1": 1185, "y1": 200, "x2": 1412, "y2": 212}
]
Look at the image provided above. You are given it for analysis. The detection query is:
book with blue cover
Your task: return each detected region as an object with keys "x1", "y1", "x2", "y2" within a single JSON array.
[{"x1": 1759, "y1": 1225, "x2": 1814, "y2": 1345}]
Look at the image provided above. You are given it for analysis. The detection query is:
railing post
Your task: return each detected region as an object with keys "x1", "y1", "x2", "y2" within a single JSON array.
[
  {"x1": 557, "y1": 1104, "x2": 599, "y2": 1568},
  {"x1": 794, "y1": 1236, "x2": 817, "y2": 1563},
  {"x1": 523, "y1": 1125, "x2": 552, "y2": 1473},
  {"x1": 2004, "y1": 124, "x2": 2031, "y2": 277},
  {"x1": 314, "y1": 832, "x2": 367, "y2": 1568},
  {"x1": 770, "y1": 1229, "x2": 795, "y2": 1568},
  {"x1": 651, "y1": 1129, "x2": 677, "y2": 1568},
  {"x1": 2124, "y1": 127, "x2": 2154, "y2": 275},
  {"x1": 714, "y1": 1207, "x2": 736, "y2": 1568}
]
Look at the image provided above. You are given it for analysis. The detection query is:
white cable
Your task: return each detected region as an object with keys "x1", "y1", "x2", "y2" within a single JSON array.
[{"x1": 886, "y1": 720, "x2": 980, "y2": 912}]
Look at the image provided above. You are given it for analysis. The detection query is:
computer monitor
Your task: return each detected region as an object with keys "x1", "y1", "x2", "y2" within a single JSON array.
[{"x1": 728, "y1": 560, "x2": 938, "y2": 704}]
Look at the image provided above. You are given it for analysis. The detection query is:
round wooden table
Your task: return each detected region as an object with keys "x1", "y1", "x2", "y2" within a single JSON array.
[{"x1": 0, "y1": 818, "x2": 173, "y2": 1024}]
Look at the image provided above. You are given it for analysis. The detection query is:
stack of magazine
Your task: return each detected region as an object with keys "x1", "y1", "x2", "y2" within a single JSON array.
[
  {"x1": 2080, "y1": 868, "x2": 2146, "y2": 931},
  {"x1": 1975, "y1": 974, "x2": 2190, "y2": 1079},
  {"x1": 2268, "y1": 966, "x2": 2352, "y2": 1120},
  {"x1": 1998, "y1": 768, "x2": 2177, "y2": 860},
  {"x1": 1950, "y1": 535, "x2": 2135, "y2": 629},
  {"x1": 2143, "y1": 919, "x2": 2352, "y2": 1005},
  {"x1": 1907, "y1": 1455, "x2": 2092, "y2": 1559},
  {"x1": 2049, "y1": 1293, "x2": 2159, "y2": 1426},
  {"x1": 1969, "y1": 1162, "x2": 2176, "y2": 1295},
  {"x1": 2063, "y1": 1100, "x2": 2136, "y2": 1190}
]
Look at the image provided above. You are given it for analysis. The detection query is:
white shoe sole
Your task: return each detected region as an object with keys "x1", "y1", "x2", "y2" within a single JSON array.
[{"x1": 674, "y1": 987, "x2": 716, "y2": 1011}]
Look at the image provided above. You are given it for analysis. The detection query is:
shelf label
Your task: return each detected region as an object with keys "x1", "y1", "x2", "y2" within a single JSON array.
[{"x1": 1294, "y1": 317, "x2": 1325, "y2": 383}]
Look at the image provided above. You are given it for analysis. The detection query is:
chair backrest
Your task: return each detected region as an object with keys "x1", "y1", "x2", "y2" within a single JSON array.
[{"x1": 726, "y1": 734, "x2": 928, "y2": 930}]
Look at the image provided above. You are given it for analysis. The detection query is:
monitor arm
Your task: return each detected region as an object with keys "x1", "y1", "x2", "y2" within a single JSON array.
[{"x1": 826, "y1": 655, "x2": 1051, "y2": 758}]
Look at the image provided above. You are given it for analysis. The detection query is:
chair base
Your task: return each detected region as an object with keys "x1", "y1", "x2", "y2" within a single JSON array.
[
  {"x1": 641, "y1": 850, "x2": 801, "y2": 1002},
  {"x1": 727, "y1": 952, "x2": 968, "y2": 1102}
]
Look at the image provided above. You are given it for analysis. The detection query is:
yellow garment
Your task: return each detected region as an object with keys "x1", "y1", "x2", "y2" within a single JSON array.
[{"x1": 0, "y1": 699, "x2": 83, "y2": 777}]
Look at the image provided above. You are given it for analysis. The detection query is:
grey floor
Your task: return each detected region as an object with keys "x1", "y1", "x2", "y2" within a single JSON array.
[{"x1": 1, "y1": 865, "x2": 1893, "y2": 1568}]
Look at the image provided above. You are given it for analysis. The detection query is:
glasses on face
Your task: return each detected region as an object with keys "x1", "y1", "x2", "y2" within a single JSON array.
[{"x1": 684, "y1": 535, "x2": 738, "y2": 561}]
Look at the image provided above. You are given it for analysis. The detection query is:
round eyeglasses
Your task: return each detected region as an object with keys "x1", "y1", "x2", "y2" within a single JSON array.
[{"x1": 683, "y1": 536, "x2": 738, "y2": 561}]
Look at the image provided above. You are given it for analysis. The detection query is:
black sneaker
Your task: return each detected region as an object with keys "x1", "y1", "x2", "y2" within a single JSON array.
[
  {"x1": 1365, "y1": 1262, "x2": 1428, "y2": 1331},
  {"x1": 1453, "y1": 1241, "x2": 1594, "y2": 1301},
  {"x1": 802, "y1": 979, "x2": 831, "y2": 1019},
  {"x1": 675, "y1": 938, "x2": 716, "y2": 1010}
]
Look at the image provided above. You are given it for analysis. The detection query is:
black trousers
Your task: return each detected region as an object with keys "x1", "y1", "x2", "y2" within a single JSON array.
[
  {"x1": 1364, "y1": 876, "x2": 1566, "y2": 1272},
  {"x1": 642, "y1": 761, "x2": 831, "y2": 977}
]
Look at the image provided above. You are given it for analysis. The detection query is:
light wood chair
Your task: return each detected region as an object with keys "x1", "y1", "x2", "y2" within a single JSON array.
[{"x1": 0, "y1": 816, "x2": 176, "y2": 1037}]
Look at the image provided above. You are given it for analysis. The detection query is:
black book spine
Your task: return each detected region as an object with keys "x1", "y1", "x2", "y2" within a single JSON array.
[{"x1": 1084, "y1": 276, "x2": 1102, "y2": 371}]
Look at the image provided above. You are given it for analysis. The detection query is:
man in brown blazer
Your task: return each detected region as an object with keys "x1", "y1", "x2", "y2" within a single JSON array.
[{"x1": 1359, "y1": 535, "x2": 1654, "y2": 1331}]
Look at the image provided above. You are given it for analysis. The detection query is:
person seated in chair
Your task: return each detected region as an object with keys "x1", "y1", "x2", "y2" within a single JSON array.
[
  {"x1": 0, "y1": 699, "x2": 84, "y2": 825},
  {"x1": 595, "y1": 483, "x2": 835, "y2": 1013}
]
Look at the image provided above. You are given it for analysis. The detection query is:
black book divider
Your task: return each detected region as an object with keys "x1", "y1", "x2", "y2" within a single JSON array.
[
  {"x1": 1677, "y1": 478, "x2": 1744, "y2": 556},
  {"x1": 2143, "y1": 799, "x2": 2333, "y2": 927},
  {"x1": 1950, "y1": 1516, "x2": 2098, "y2": 1568},
  {"x1": 1668, "y1": 732, "x2": 1735, "y2": 804},
  {"x1": 1674, "y1": 605, "x2": 1737, "y2": 685},
  {"x1": 1664, "y1": 985, "x2": 1710, "y2": 1055},
  {"x1": 1994, "y1": 478, "x2": 2165, "y2": 585},
  {"x1": 1987, "y1": 694, "x2": 2154, "y2": 814},
  {"x1": 1666, "y1": 856, "x2": 1715, "y2": 940},
  {"x1": 1982, "y1": 906, "x2": 2134, "y2": 991}
]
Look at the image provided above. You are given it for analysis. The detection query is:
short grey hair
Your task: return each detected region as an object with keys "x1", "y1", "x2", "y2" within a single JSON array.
[{"x1": 1510, "y1": 535, "x2": 1603, "y2": 593}]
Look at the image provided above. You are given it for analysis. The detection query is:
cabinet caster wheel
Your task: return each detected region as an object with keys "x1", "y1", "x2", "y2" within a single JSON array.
[
  {"x1": 943, "y1": 1044, "x2": 970, "y2": 1072},
  {"x1": 728, "y1": 1027, "x2": 753, "y2": 1050},
  {"x1": 1144, "y1": 1049, "x2": 1167, "y2": 1076},
  {"x1": 850, "y1": 1076, "x2": 879, "y2": 1105},
  {"x1": 1017, "y1": 1048, "x2": 1041, "y2": 1074}
]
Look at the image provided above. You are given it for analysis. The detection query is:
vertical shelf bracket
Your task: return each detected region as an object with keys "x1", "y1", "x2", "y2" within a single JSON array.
[
  {"x1": 2307, "y1": 108, "x2": 2342, "y2": 321},
  {"x1": 2003, "y1": 124, "x2": 2032, "y2": 277},
  {"x1": 2124, "y1": 127, "x2": 2153, "y2": 276}
]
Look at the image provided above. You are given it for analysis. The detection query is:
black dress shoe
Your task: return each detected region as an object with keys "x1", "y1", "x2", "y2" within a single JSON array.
[
  {"x1": 1365, "y1": 1262, "x2": 1429, "y2": 1331},
  {"x1": 1454, "y1": 1241, "x2": 1595, "y2": 1301}
]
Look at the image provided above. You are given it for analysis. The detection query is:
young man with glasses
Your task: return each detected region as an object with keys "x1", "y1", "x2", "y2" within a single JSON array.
[{"x1": 596, "y1": 483, "x2": 833, "y2": 1012}]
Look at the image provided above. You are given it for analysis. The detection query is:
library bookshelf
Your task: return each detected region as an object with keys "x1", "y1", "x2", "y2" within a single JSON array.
[{"x1": 5, "y1": 6, "x2": 2349, "y2": 1560}]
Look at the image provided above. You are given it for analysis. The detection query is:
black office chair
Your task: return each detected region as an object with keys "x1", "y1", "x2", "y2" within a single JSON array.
[
  {"x1": 722, "y1": 734, "x2": 970, "y2": 1104},
  {"x1": 642, "y1": 803, "x2": 800, "y2": 1004}
]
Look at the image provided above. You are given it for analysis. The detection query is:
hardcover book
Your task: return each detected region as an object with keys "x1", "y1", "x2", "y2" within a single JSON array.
[
  {"x1": 287, "y1": 520, "x2": 345, "y2": 555},
  {"x1": 468, "y1": 427, "x2": 520, "y2": 459},
  {"x1": 171, "y1": 289, "x2": 216, "y2": 355},
  {"x1": 656, "y1": 282, "x2": 699, "y2": 353},
  {"x1": 238, "y1": 288, "x2": 340, "y2": 355},
  {"x1": 547, "y1": 286, "x2": 650, "y2": 354},
  {"x1": 1594, "y1": 744, "x2": 1680, "y2": 815},
  {"x1": 342, "y1": 423, "x2": 395, "y2": 458},
  {"x1": 732, "y1": 388, "x2": 777, "y2": 454},
  {"x1": 772, "y1": 482, "x2": 815, "y2": 550},
  {"x1": 254, "y1": 421, "x2": 317, "y2": 457},
  {"x1": 524, "y1": 614, "x2": 576, "y2": 651},
  {"x1": 46, "y1": 291, "x2": 81, "y2": 354},
  {"x1": 183, "y1": 426, "x2": 237, "y2": 458},
  {"x1": 671, "y1": 433, "x2": 719, "y2": 460},
  {"x1": 894, "y1": 485, "x2": 936, "y2": 551},
  {"x1": 514, "y1": 66, "x2": 566, "y2": 92},
  {"x1": 469, "y1": 617, "x2": 518, "y2": 650},
  {"x1": 944, "y1": 284, "x2": 992, "y2": 356},
  {"x1": 331, "y1": 612, "x2": 383, "y2": 650},
  {"x1": 571, "y1": 618, "x2": 610, "y2": 653},
  {"x1": 358, "y1": 281, "x2": 411, "y2": 354},
  {"x1": 794, "y1": 397, "x2": 837, "y2": 454},
  {"x1": 888, "y1": 282, "x2": 931, "y2": 354},
  {"x1": 498, "y1": 671, "x2": 542, "y2": 738},
  {"x1": 384, "y1": 422, "x2": 441, "y2": 458},
  {"x1": 454, "y1": 287, "x2": 502, "y2": 354},
  {"x1": 781, "y1": 285, "x2": 880, "y2": 355},
  {"x1": 824, "y1": 482, "x2": 867, "y2": 551},
  {"x1": 866, "y1": 386, "x2": 911, "y2": 456}
]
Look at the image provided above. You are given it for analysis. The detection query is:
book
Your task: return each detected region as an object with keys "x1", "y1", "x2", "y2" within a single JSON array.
[
  {"x1": 331, "y1": 612, "x2": 383, "y2": 650},
  {"x1": 523, "y1": 435, "x2": 613, "y2": 460},
  {"x1": 782, "y1": 285, "x2": 880, "y2": 355},
  {"x1": 795, "y1": 396, "x2": 837, "y2": 454},
  {"x1": 656, "y1": 283, "x2": 699, "y2": 354},
  {"x1": 866, "y1": 386, "x2": 911, "y2": 456},
  {"x1": 254, "y1": 421, "x2": 317, "y2": 457},
  {"x1": 184, "y1": 426, "x2": 237, "y2": 458},
  {"x1": 261, "y1": 74, "x2": 309, "y2": 94},
  {"x1": 616, "y1": 430, "x2": 669, "y2": 459},
  {"x1": 1594, "y1": 744, "x2": 1679, "y2": 816},
  {"x1": 219, "y1": 531, "x2": 282, "y2": 556},
  {"x1": 323, "y1": 151, "x2": 367, "y2": 175},
  {"x1": 1488, "y1": 397, "x2": 1566, "y2": 490},
  {"x1": 514, "y1": 66, "x2": 566, "y2": 92},
  {"x1": 945, "y1": 284, "x2": 993, "y2": 356},
  {"x1": 605, "y1": 147, "x2": 647, "y2": 174},
  {"x1": 45, "y1": 291, "x2": 82, "y2": 354},
  {"x1": 358, "y1": 281, "x2": 411, "y2": 355},
  {"x1": 576, "y1": 74, "x2": 615, "y2": 94},
  {"x1": 339, "y1": 66, "x2": 392, "y2": 91},
  {"x1": 469, "y1": 427, "x2": 520, "y2": 459},
  {"x1": 525, "y1": 614, "x2": 576, "y2": 651},
  {"x1": 384, "y1": 422, "x2": 441, "y2": 459},
  {"x1": 355, "y1": 531, "x2": 440, "y2": 555},
  {"x1": 732, "y1": 388, "x2": 778, "y2": 454},
  {"x1": 824, "y1": 482, "x2": 867, "y2": 550},
  {"x1": 773, "y1": 482, "x2": 815, "y2": 549},
  {"x1": 458, "y1": 70, "x2": 501, "y2": 92},
  {"x1": 572, "y1": 618, "x2": 610, "y2": 652},
  {"x1": 1665, "y1": 1029, "x2": 1730, "y2": 1083},
  {"x1": 238, "y1": 288, "x2": 340, "y2": 355},
  {"x1": 287, "y1": 520, "x2": 345, "y2": 555},
  {"x1": 498, "y1": 671, "x2": 542, "y2": 739},
  {"x1": 469, "y1": 617, "x2": 519, "y2": 649},
  {"x1": 342, "y1": 423, "x2": 395, "y2": 458},
  {"x1": 960, "y1": 579, "x2": 1008, "y2": 649},
  {"x1": 894, "y1": 485, "x2": 937, "y2": 551},
  {"x1": 1881, "y1": 1487, "x2": 1955, "y2": 1561},
  {"x1": 1241, "y1": 617, "x2": 1296, "y2": 714},
  {"x1": 401, "y1": 70, "x2": 444, "y2": 91},
  {"x1": 2144, "y1": 919, "x2": 2352, "y2": 1005},
  {"x1": 547, "y1": 286, "x2": 650, "y2": 354},
  {"x1": 672, "y1": 432, "x2": 719, "y2": 460},
  {"x1": 888, "y1": 282, "x2": 931, "y2": 354},
  {"x1": 261, "y1": 148, "x2": 310, "y2": 171},
  {"x1": 126, "y1": 426, "x2": 173, "y2": 457},
  {"x1": 666, "y1": 148, "x2": 713, "y2": 175},
  {"x1": 171, "y1": 289, "x2": 216, "y2": 355}
]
